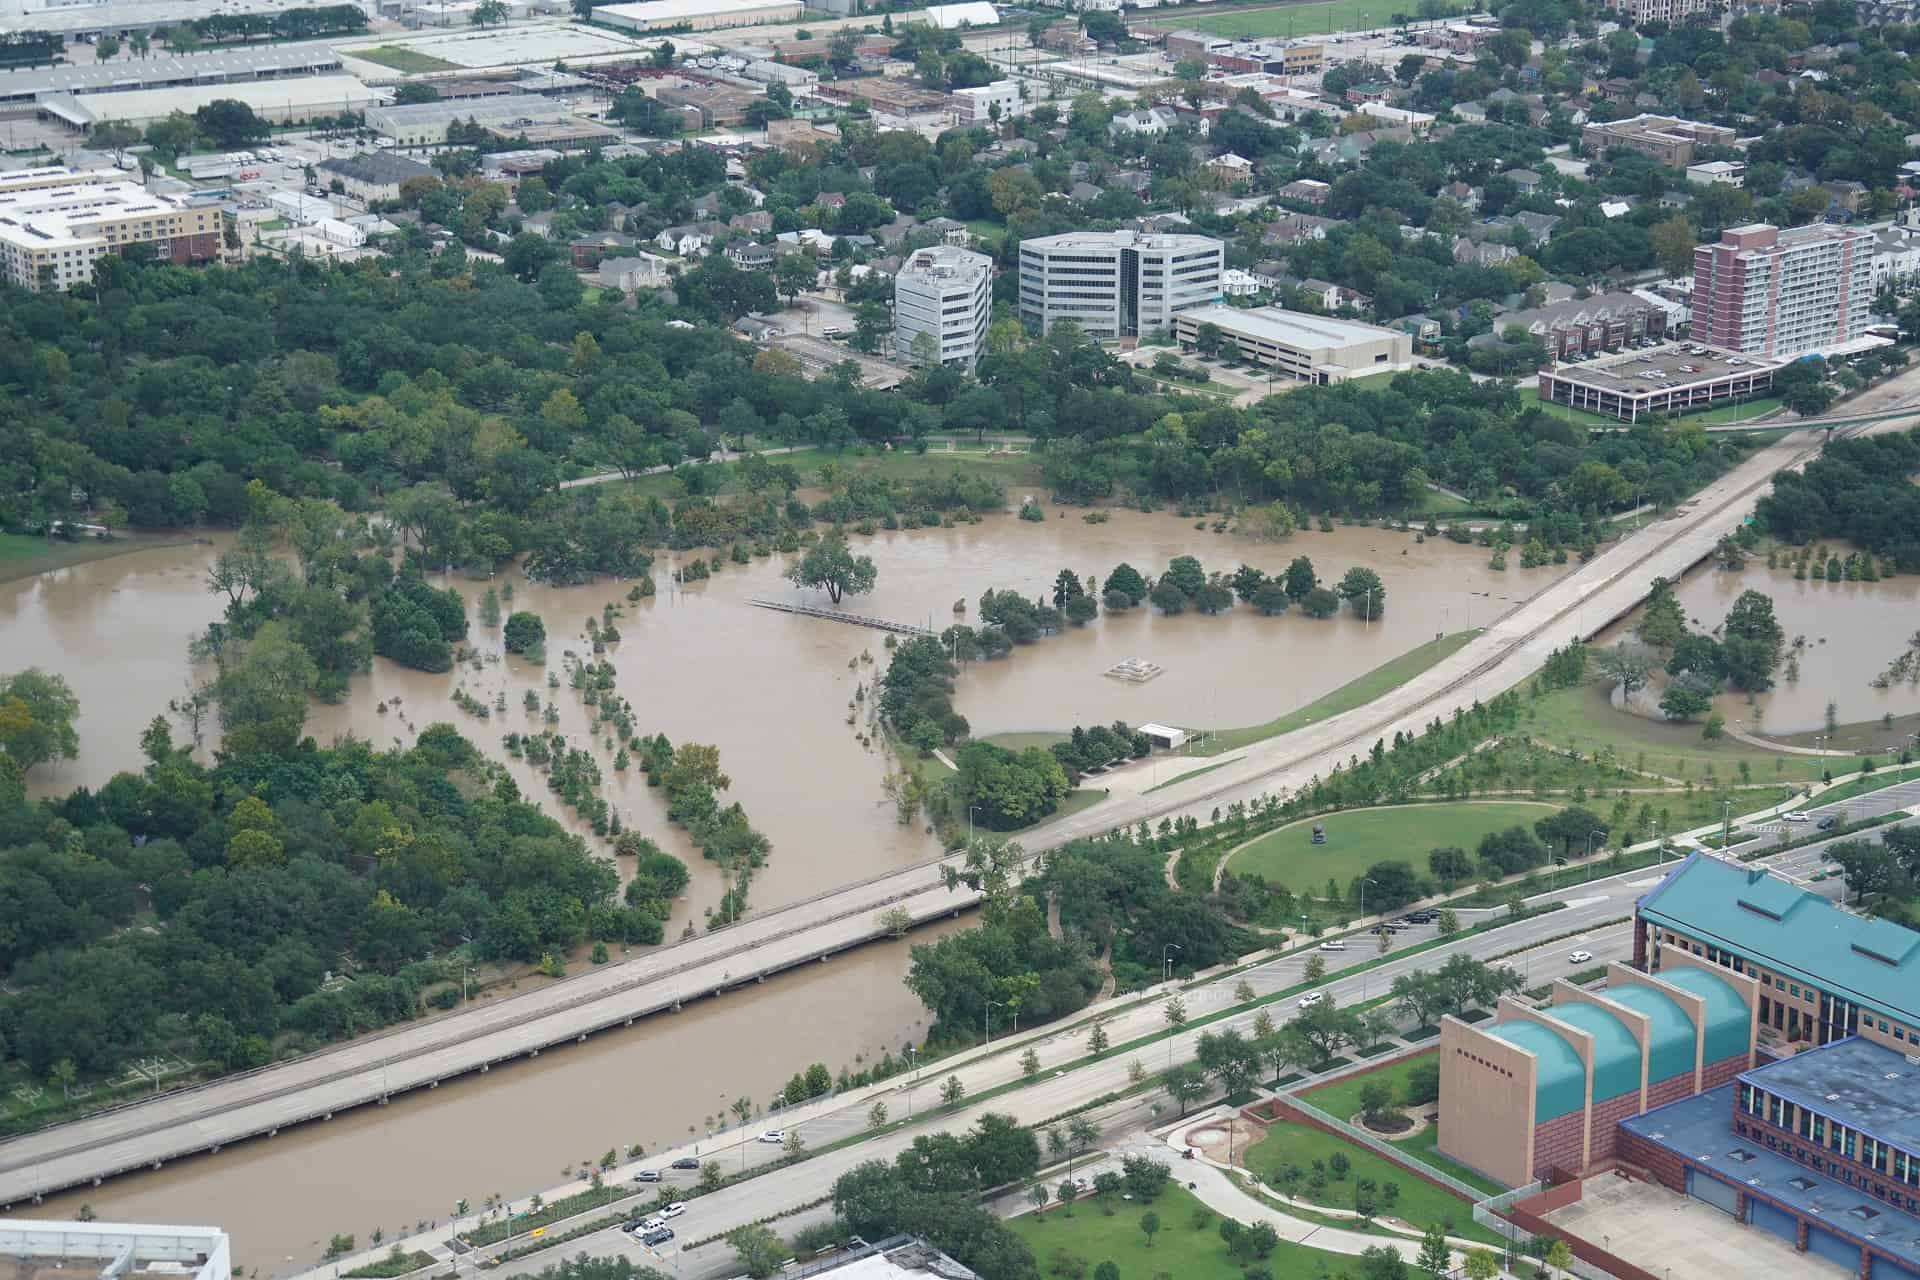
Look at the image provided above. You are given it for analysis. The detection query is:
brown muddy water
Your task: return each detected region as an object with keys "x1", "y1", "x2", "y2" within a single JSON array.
[
  {"x1": 1601, "y1": 553, "x2": 1920, "y2": 735},
  {"x1": 1, "y1": 510, "x2": 1567, "y2": 1262}
]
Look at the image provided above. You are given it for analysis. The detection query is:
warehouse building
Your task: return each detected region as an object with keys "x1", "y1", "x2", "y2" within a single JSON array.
[
  {"x1": 36, "y1": 74, "x2": 378, "y2": 132},
  {"x1": 364, "y1": 94, "x2": 566, "y2": 147},
  {"x1": 894, "y1": 245, "x2": 992, "y2": 373},
  {"x1": 1439, "y1": 956, "x2": 1758, "y2": 1186},
  {"x1": 1536, "y1": 343, "x2": 1779, "y2": 423},
  {"x1": 594, "y1": 0, "x2": 804, "y2": 32},
  {"x1": 0, "y1": 168, "x2": 220, "y2": 291},
  {"x1": 0, "y1": 46, "x2": 345, "y2": 112},
  {"x1": 1171, "y1": 304, "x2": 1412, "y2": 383}
]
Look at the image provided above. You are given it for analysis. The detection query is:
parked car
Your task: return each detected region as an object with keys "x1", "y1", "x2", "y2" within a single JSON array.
[
  {"x1": 1817, "y1": 816, "x2": 1837, "y2": 830},
  {"x1": 641, "y1": 1228, "x2": 674, "y2": 1247},
  {"x1": 1568, "y1": 950, "x2": 1593, "y2": 964},
  {"x1": 757, "y1": 1130, "x2": 786, "y2": 1144},
  {"x1": 1298, "y1": 991, "x2": 1326, "y2": 1008},
  {"x1": 633, "y1": 1169, "x2": 662, "y2": 1183},
  {"x1": 661, "y1": 1203, "x2": 687, "y2": 1219},
  {"x1": 1784, "y1": 811, "x2": 1811, "y2": 822},
  {"x1": 670, "y1": 1157, "x2": 701, "y2": 1170}
]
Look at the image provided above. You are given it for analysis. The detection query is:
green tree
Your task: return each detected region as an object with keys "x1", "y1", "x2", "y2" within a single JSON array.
[
  {"x1": 503, "y1": 611, "x2": 546, "y2": 655},
  {"x1": 774, "y1": 254, "x2": 815, "y2": 306},
  {"x1": 470, "y1": 0, "x2": 509, "y2": 24},
  {"x1": 1139, "y1": 1210, "x2": 1160, "y2": 1248},
  {"x1": 0, "y1": 669, "x2": 81, "y2": 774},
  {"x1": 1105, "y1": 563, "x2": 1148, "y2": 604},
  {"x1": 787, "y1": 529, "x2": 878, "y2": 604},
  {"x1": 1337, "y1": 566, "x2": 1385, "y2": 619},
  {"x1": 211, "y1": 622, "x2": 316, "y2": 758},
  {"x1": 1462, "y1": 1249, "x2": 1499, "y2": 1280},
  {"x1": 726, "y1": 1223, "x2": 787, "y2": 1279},
  {"x1": 1283, "y1": 556, "x2": 1317, "y2": 600},
  {"x1": 193, "y1": 98, "x2": 268, "y2": 148}
]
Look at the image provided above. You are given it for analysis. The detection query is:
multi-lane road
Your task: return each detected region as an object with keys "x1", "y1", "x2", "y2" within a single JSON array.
[{"x1": 0, "y1": 414, "x2": 1910, "y2": 1210}]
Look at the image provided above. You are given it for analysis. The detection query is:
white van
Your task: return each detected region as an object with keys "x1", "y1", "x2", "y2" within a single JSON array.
[{"x1": 1318, "y1": 940, "x2": 1347, "y2": 952}]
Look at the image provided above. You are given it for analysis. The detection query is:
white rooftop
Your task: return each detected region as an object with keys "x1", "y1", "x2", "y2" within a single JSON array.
[
  {"x1": 41, "y1": 74, "x2": 376, "y2": 128},
  {"x1": 0, "y1": 173, "x2": 190, "y2": 249},
  {"x1": 1182, "y1": 303, "x2": 1402, "y2": 349},
  {"x1": 898, "y1": 244, "x2": 991, "y2": 284},
  {"x1": 596, "y1": 0, "x2": 799, "y2": 21},
  {"x1": 0, "y1": 46, "x2": 342, "y2": 100},
  {"x1": 923, "y1": 1, "x2": 999, "y2": 27}
]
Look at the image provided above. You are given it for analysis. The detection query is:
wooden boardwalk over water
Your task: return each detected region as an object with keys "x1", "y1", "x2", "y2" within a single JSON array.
[{"x1": 747, "y1": 598, "x2": 937, "y2": 637}]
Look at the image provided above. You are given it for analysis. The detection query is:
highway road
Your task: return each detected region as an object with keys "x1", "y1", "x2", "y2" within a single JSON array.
[
  {"x1": 1, "y1": 415, "x2": 1908, "y2": 1211},
  {"x1": 393, "y1": 828, "x2": 1880, "y2": 1280}
]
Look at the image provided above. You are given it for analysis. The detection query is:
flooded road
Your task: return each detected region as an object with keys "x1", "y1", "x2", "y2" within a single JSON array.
[{"x1": 0, "y1": 510, "x2": 1570, "y2": 1262}]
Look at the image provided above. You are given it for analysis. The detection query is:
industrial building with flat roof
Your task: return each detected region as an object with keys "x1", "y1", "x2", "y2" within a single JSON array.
[
  {"x1": 1018, "y1": 229, "x2": 1223, "y2": 341},
  {"x1": 1171, "y1": 304, "x2": 1413, "y2": 383},
  {"x1": 594, "y1": 0, "x2": 805, "y2": 32},
  {"x1": 1536, "y1": 342, "x2": 1780, "y2": 423},
  {"x1": 0, "y1": 46, "x2": 344, "y2": 110},
  {"x1": 2, "y1": 0, "x2": 331, "y2": 36},
  {"x1": 36, "y1": 75, "x2": 379, "y2": 131},
  {"x1": 364, "y1": 94, "x2": 567, "y2": 147},
  {"x1": 0, "y1": 168, "x2": 220, "y2": 291},
  {"x1": 0, "y1": 1220, "x2": 229, "y2": 1280}
]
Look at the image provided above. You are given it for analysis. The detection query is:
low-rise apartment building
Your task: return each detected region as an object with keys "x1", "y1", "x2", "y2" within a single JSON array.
[
  {"x1": 1582, "y1": 114, "x2": 1737, "y2": 168},
  {"x1": 0, "y1": 168, "x2": 219, "y2": 291}
]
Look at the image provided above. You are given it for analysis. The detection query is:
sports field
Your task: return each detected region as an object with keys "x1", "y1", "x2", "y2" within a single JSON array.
[
  {"x1": 1226, "y1": 800, "x2": 1560, "y2": 889},
  {"x1": 1160, "y1": 0, "x2": 1459, "y2": 38}
]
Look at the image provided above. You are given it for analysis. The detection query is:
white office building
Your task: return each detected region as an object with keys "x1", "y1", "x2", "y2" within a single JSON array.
[
  {"x1": 894, "y1": 245, "x2": 993, "y2": 372},
  {"x1": 1017, "y1": 230, "x2": 1224, "y2": 341},
  {"x1": 951, "y1": 78, "x2": 1021, "y2": 123}
]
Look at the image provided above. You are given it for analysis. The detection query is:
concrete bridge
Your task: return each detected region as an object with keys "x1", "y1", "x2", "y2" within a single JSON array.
[{"x1": 0, "y1": 416, "x2": 1904, "y2": 1209}]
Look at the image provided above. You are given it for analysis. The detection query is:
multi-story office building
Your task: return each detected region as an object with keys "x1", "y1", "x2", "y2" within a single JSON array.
[
  {"x1": 1691, "y1": 222, "x2": 1877, "y2": 359},
  {"x1": 893, "y1": 245, "x2": 993, "y2": 372},
  {"x1": 1017, "y1": 230, "x2": 1224, "y2": 340},
  {"x1": 1581, "y1": 114, "x2": 1736, "y2": 168},
  {"x1": 0, "y1": 168, "x2": 220, "y2": 292}
]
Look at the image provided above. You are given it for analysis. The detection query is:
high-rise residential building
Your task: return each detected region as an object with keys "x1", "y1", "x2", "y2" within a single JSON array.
[
  {"x1": 1691, "y1": 222, "x2": 1875, "y2": 358},
  {"x1": 0, "y1": 168, "x2": 221, "y2": 292},
  {"x1": 893, "y1": 245, "x2": 993, "y2": 372},
  {"x1": 1017, "y1": 230, "x2": 1224, "y2": 340}
]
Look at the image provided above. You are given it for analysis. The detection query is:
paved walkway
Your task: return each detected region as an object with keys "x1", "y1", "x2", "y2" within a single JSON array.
[{"x1": 1724, "y1": 724, "x2": 1850, "y2": 757}]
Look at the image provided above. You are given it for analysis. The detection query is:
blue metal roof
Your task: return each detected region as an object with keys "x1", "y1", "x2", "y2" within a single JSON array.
[
  {"x1": 1603, "y1": 985, "x2": 1696, "y2": 1084},
  {"x1": 1545, "y1": 1004, "x2": 1640, "y2": 1103},
  {"x1": 1743, "y1": 1036, "x2": 1920, "y2": 1155},
  {"x1": 1657, "y1": 966, "x2": 1753, "y2": 1064},
  {"x1": 1624, "y1": 1086, "x2": 1920, "y2": 1272},
  {"x1": 1638, "y1": 853, "x2": 1920, "y2": 1028},
  {"x1": 1488, "y1": 1021, "x2": 1586, "y2": 1122}
]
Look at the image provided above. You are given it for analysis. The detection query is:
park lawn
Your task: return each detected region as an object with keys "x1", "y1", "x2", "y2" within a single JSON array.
[
  {"x1": 1519, "y1": 385, "x2": 1783, "y2": 429},
  {"x1": 0, "y1": 532, "x2": 184, "y2": 584},
  {"x1": 1226, "y1": 801, "x2": 1561, "y2": 891},
  {"x1": 1523, "y1": 681, "x2": 1826, "y2": 785},
  {"x1": 1169, "y1": 0, "x2": 1460, "y2": 38},
  {"x1": 1009, "y1": 1180, "x2": 1352, "y2": 1279},
  {"x1": 1196, "y1": 630, "x2": 1482, "y2": 756},
  {"x1": 347, "y1": 44, "x2": 461, "y2": 72},
  {"x1": 1245, "y1": 1119, "x2": 1503, "y2": 1245},
  {"x1": 1810, "y1": 763, "x2": 1920, "y2": 807},
  {"x1": 1691, "y1": 395, "x2": 1782, "y2": 424},
  {"x1": 1415, "y1": 488, "x2": 1473, "y2": 515},
  {"x1": 983, "y1": 731, "x2": 1069, "y2": 753},
  {"x1": 1300, "y1": 1053, "x2": 1434, "y2": 1124}
]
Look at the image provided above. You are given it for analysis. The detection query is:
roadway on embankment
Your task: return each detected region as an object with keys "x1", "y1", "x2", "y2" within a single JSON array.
[{"x1": 0, "y1": 416, "x2": 1906, "y2": 1209}]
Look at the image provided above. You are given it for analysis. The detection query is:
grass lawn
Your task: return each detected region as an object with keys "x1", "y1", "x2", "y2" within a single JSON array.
[
  {"x1": 1523, "y1": 681, "x2": 1826, "y2": 785},
  {"x1": 1226, "y1": 801, "x2": 1560, "y2": 891},
  {"x1": 983, "y1": 731, "x2": 1069, "y2": 753},
  {"x1": 1245, "y1": 1119, "x2": 1503, "y2": 1244},
  {"x1": 1195, "y1": 630, "x2": 1481, "y2": 756},
  {"x1": 1299, "y1": 1053, "x2": 1434, "y2": 1123},
  {"x1": 1009, "y1": 1181, "x2": 1353, "y2": 1279},
  {"x1": 1415, "y1": 488, "x2": 1474, "y2": 515},
  {"x1": 1691, "y1": 396, "x2": 1783, "y2": 424},
  {"x1": 1518, "y1": 385, "x2": 1784, "y2": 429},
  {"x1": 348, "y1": 44, "x2": 461, "y2": 72},
  {"x1": 1167, "y1": 0, "x2": 1460, "y2": 38},
  {"x1": 0, "y1": 532, "x2": 183, "y2": 584},
  {"x1": 1809, "y1": 763, "x2": 1920, "y2": 807}
]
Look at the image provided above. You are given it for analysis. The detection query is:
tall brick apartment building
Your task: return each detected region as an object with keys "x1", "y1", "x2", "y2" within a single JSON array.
[{"x1": 1691, "y1": 222, "x2": 1876, "y2": 359}]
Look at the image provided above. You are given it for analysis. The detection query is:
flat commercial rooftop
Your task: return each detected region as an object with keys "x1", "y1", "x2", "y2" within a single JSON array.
[
  {"x1": 1624, "y1": 1086, "x2": 1920, "y2": 1272},
  {"x1": 40, "y1": 75, "x2": 378, "y2": 127},
  {"x1": 1182, "y1": 303, "x2": 1401, "y2": 349},
  {"x1": 1744, "y1": 1037, "x2": 1920, "y2": 1154},
  {"x1": 339, "y1": 24, "x2": 650, "y2": 70},
  {"x1": 1547, "y1": 342, "x2": 1779, "y2": 391},
  {"x1": 0, "y1": 47, "x2": 342, "y2": 101},
  {"x1": 1544, "y1": 1166, "x2": 1840, "y2": 1280}
]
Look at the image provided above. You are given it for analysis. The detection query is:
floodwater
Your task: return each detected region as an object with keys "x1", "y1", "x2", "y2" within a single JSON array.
[
  {"x1": 1620, "y1": 554, "x2": 1920, "y2": 734},
  {"x1": 23, "y1": 919, "x2": 964, "y2": 1272},
  {"x1": 0, "y1": 508, "x2": 1570, "y2": 1263}
]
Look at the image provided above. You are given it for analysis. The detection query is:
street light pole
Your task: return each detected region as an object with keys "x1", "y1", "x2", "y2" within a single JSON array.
[
  {"x1": 1359, "y1": 876, "x2": 1378, "y2": 923},
  {"x1": 1162, "y1": 942, "x2": 1182, "y2": 985},
  {"x1": 968, "y1": 805, "x2": 981, "y2": 842},
  {"x1": 986, "y1": 999, "x2": 1003, "y2": 1047}
]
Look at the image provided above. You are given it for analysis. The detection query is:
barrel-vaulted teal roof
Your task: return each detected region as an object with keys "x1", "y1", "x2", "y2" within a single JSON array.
[
  {"x1": 1603, "y1": 985, "x2": 1696, "y2": 1084},
  {"x1": 1488, "y1": 1021, "x2": 1586, "y2": 1122},
  {"x1": 1658, "y1": 965, "x2": 1751, "y2": 1063},
  {"x1": 1544, "y1": 1003, "x2": 1640, "y2": 1103},
  {"x1": 1638, "y1": 853, "x2": 1919, "y2": 1029}
]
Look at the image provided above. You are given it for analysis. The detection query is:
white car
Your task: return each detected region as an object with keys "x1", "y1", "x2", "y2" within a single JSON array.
[
  {"x1": 1784, "y1": 811, "x2": 1812, "y2": 823},
  {"x1": 635, "y1": 1217, "x2": 664, "y2": 1233},
  {"x1": 1568, "y1": 950, "x2": 1593, "y2": 964},
  {"x1": 1298, "y1": 991, "x2": 1326, "y2": 1009},
  {"x1": 756, "y1": 1130, "x2": 785, "y2": 1144},
  {"x1": 660, "y1": 1203, "x2": 687, "y2": 1219}
]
